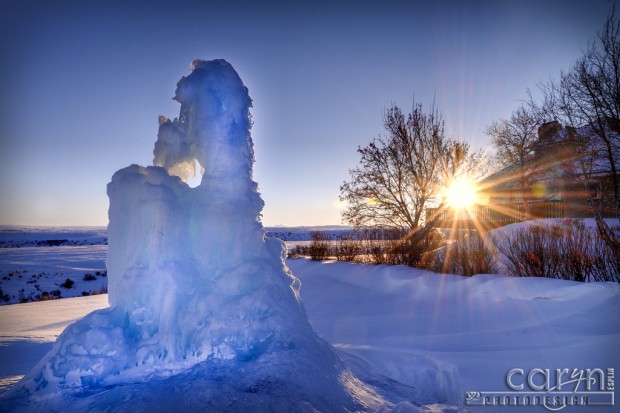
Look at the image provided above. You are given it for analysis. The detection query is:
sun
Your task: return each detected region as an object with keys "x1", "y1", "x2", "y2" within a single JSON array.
[{"x1": 444, "y1": 178, "x2": 479, "y2": 210}]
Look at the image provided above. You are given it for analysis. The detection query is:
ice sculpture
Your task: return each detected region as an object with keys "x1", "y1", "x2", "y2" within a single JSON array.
[{"x1": 2, "y1": 60, "x2": 385, "y2": 412}]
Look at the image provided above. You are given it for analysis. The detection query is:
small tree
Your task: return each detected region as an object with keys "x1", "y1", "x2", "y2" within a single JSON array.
[
  {"x1": 486, "y1": 105, "x2": 541, "y2": 202},
  {"x1": 340, "y1": 101, "x2": 486, "y2": 265}
]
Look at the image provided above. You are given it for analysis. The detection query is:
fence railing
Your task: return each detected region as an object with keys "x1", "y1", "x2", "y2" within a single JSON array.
[{"x1": 426, "y1": 200, "x2": 564, "y2": 229}]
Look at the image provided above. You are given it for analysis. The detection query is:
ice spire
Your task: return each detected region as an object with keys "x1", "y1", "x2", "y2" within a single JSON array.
[
  {"x1": 154, "y1": 59, "x2": 256, "y2": 195},
  {"x1": 1, "y1": 59, "x2": 384, "y2": 413}
]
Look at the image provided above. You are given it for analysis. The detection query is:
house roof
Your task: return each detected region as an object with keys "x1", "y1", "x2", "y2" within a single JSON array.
[{"x1": 481, "y1": 120, "x2": 618, "y2": 192}]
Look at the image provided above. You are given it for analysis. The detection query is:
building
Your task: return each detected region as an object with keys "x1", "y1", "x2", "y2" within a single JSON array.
[
  {"x1": 479, "y1": 119, "x2": 618, "y2": 219},
  {"x1": 429, "y1": 120, "x2": 618, "y2": 230}
]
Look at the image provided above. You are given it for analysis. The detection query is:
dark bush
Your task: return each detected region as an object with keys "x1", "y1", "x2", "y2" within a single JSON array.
[
  {"x1": 422, "y1": 231, "x2": 494, "y2": 276},
  {"x1": 388, "y1": 229, "x2": 446, "y2": 266},
  {"x1": 287, "y1": 244, "x2": 306, "y2": 258},
  {"x1": 92, "y1": 286, "x2": 108, "y2": 295},
  {"x1": 493, "y1": 219, "x2": 619, "y2": 282},
  {"x1": 308, "y1": 231, "x2": 331, "y2": 261},
  {"x1": 334, "y1": 233, "x2": 362, "y2": 262},
  {"x1": 83, "y1": 273, "x2": 96, "y2": 281},
  {"x1": 323, "y1": 227, "x2": 447, "y2": 267},
  {"x1": 60, "y1": 278, "x2": 74, "y2": 289},
  {"x1": 369, "y1": 244, "x2": 389, "y2": 265}
]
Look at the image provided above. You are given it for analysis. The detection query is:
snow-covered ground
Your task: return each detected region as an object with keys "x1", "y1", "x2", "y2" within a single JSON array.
[
  {"x1": 1, "y1": 250, "x2": 618, "y2": 411},
  {"x1": 488, "y1": 217, "x2": 619, "y2": 235},
  {"x1": 0, "y1": 294, "x2": 108, "y2": 393},
  {"x1": 290, "y1": 259, "x2": 620, "y2": 412},
  {"x1": 0, "y1": 245, "x2": 108, "y2": 304},
  {"x1": 1, "y1": 221, "x2": 619, "y2": 411},
  {"x1": 0, "y1": 226, "x2": 107, "y2": 248},
  {"x1": 0, "y1": 226, "x2": 108, "y2": 304}
]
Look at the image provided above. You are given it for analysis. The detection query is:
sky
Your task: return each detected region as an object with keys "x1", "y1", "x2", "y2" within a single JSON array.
[{"x1": 0, "y1": 0, "x2": 614, "y2": 227}]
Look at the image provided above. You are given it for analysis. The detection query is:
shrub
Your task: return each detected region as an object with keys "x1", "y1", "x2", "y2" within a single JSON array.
[
  {"x1": 422, "y1": 231, "x2": 494, "y2": 276},
  {"x1": 308, "y1": 231, "x2": 331, "y2": 261},
  {"x1": 369, "y1": 244, "x2": 389, "y2": 265},
  {"x1": 386, "y1": 228, "x2": 446, "y2": 267},
  {"x1": 60, "y1": 278, "x2": 74, "y2": 289},
  {"x1": 83, "y1": 273, "x2": 96, "y2": 281},
  {"x1": 334, "y1": 233, "x2": 362, "y2": 262},
  {"x1": 326, "y1": 227, "x2": 447, "y2": 267},
  {"x1": 492, "y1": 219, "x2": 619, "y2": 282},
  {"x1": 92, "y1": 286, "x2": 108, "y2": 295},
  {"x1": 495, "y1": 225, "x2": 560, "y2": 278},
  {"x1": 287, "y1": 244, "x2": 306, "y2": 258}
]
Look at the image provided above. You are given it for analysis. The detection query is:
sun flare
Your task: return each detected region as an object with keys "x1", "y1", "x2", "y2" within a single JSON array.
[{"x1": 445, "y1": 179, "x2": 479, "y2": 210}]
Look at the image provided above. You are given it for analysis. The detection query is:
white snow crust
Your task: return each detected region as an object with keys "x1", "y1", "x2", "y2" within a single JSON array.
[{"x1": 2, "y1": 258, "x2": 618, "y2": 412}]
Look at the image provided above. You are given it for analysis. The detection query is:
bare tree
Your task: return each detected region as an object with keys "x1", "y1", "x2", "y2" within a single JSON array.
[
  {"x1": 486, "y1": 105, "x2": 542, "y2": 202},
  {"x1": 536, "y1": 9, "x2": 620, "y2": 261},
  {"x1": 340, "y1": 102, "x2": 486, "y2": 264}
]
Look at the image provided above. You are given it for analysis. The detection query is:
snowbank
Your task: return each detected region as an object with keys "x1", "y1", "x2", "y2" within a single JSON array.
[
  {"x1": 288, "y1": 259, "x2": 620, "y2": 413},
  {"x1": 3, "y1": 259, "x2": 619, "y2": 412}
]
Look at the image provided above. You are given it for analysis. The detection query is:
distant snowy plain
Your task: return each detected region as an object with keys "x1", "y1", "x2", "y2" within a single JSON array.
[{"x1": 0, "y1": 224, "x2": 619, "y2": 412}]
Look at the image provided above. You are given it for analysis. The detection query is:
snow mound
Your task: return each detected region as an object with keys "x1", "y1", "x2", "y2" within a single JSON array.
[
  {"x1": 338, "y1": 347, "x2": 461, "y2": 406},
  {"x1": 1, "y1": 60, "x2": 462, "y2": 412}
]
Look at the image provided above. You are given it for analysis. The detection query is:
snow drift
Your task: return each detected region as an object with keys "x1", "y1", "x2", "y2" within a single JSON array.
[{"x1": 1, "y1": 60, "x2": 400, "y2": 412}]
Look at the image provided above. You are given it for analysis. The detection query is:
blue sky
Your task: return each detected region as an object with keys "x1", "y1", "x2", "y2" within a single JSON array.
[{"x1": 0, "y1": 0, "x2": 613, "y2": 226}]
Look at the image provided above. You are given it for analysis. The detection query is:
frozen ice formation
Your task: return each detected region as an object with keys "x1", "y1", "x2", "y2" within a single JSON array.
[{"x1": 1, "y1": 60, "x2": 388, "y2": 412}]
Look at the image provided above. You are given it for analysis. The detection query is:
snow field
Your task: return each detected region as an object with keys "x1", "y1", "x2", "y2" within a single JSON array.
[{"x1": 2, "y1": 258, "x2": 618, "y2": 411}]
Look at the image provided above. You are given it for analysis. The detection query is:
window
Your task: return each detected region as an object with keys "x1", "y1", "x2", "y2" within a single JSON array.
[{"x1": 587, "y1": 181, "x2": 601, "y2": 199}]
